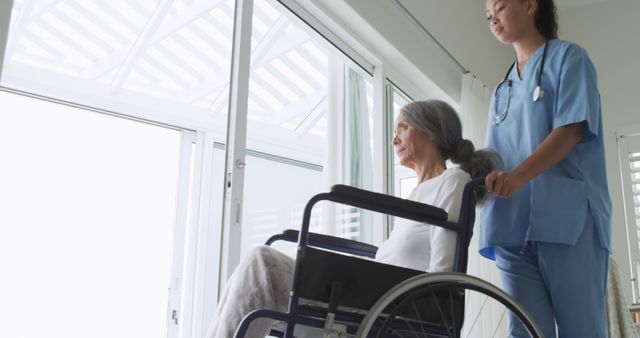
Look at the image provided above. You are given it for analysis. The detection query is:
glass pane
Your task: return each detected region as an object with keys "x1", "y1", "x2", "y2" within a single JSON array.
[
  {"x1": 241, "y1": 0, "x2": 375, "y2": 255},
  {"x1": 246, "y1": 0, "x2": 328, "y2": 160},
  {"x1": 241, "y1": 153, "x2": 322, "y2": 257},
  {"x1": 387, "y1": 84, "x2": 414, "y2": 233},
  {"x1": 390, "y1": 85, "x2": 415, "y2": 198},
  {"x1": 3, "y1": 2, "x2": 236, "y2": 334},
  {"x1": 0, "y1": 90, "x2": 181, "y2": 338},
  {"x1": 2, "y1": 0, "x2": 234, "y2": 132}
]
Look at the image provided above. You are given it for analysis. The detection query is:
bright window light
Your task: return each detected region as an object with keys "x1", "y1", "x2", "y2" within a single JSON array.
[
  {"x1": 146, "y1": 47, "x2": 197, "y2": 87},
  {"x1": 249, "y1": 79, "x2": 285, "y2": 112},
  {"x1": 255, "y1": 0, "x2": 280, "y2": 21},
  {"x1": 110, "y1": 0, "x2": 148, "y2": 27},
  {"x1": 162, "y1": 37, "x2": 212, "y2": 76},
  {"x1": 17, "y1": 36, "x2": 54, "y2": 60},
  {"x1": 12, "y1": 55, "x2": 80, "y2": 76},
  {"x1": 41, "y1": 12, "x2": 106, "y2": 61},
  {"x1": 179, "y1": 27, "x2": 228, "y2": 70},
  {"x1": 210, "y1": 8, "x2": 234, "y2": 37},
  {"x1": 76, "y1": 1, "x2": 138, "y2": 40},
  {"x1": 255, "y1": 68, "x2": 300, "y2": 102},
  {"x1": 193, "y1": 18, "x2": 231, "y2": 66},
  {"x1": 0, "y1": 90, "x2": 182, "y2": 338},
  {"x1": 137, "y1": 0, "x2": 159, "y2": 12},
  {"x1": 286, "y1": 50, "x2": 327, "y2": 87},
  {"x1": 27, "y1": 23, "x2": 85, "y2": 65},
  {"x1": 56, "y1": 2, "x2": 121, "y2": 48},
  {"x1": 303, "y1": 41, "x2": 328, "y2": 69},
  {"x1": 308, "y1": 115, "x2": 327, "y2": 137},
  {"x1": 252, "y1": 16, "x2": 270, "y2": 36},
  {"x1": 271, "y1": 58, "x2": 314, "y2": 94}
]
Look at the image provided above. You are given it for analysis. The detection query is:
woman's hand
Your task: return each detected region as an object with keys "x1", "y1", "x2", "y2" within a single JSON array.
[
  {"x1": 485, "y1": 170, "x2": 527, "y2": 198},
  {"x1": 485, "y1": 123, "x2": 584, "y2": 198}
]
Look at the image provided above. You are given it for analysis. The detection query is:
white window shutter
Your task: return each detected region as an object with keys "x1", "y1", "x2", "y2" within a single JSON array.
[{"x1": 617, "y1": 129, "x2": 640, "y2": 302}]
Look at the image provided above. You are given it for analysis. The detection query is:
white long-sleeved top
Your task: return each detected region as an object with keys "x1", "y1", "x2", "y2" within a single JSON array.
[{"x1": 375, "y1": 167, "x2": 470, "y2": 272}]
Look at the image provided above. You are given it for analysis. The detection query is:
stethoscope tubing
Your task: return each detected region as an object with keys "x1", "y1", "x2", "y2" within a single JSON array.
[{"x1": 493, "y1": 40, "x2": 549, "y2": 125}]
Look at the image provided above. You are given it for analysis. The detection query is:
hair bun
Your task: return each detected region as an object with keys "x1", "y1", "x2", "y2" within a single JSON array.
[{"x1": 450, "y1": 139, "x2": 474, "y2": 163}]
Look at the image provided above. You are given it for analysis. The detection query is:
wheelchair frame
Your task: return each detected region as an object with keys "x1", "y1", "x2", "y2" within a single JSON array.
[{"x1": 232, "y1": 178, "x2": 541, "y2": 337}]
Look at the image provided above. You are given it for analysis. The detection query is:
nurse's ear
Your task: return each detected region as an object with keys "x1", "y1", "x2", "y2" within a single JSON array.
[{"x1": 526, "y1": 0, "x2": 539, "y2": 16}]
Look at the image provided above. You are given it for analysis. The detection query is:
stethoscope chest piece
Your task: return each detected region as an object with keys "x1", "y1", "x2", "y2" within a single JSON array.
[{"x1": 533, "y1": 86, "x2": 544, "y2": 101}]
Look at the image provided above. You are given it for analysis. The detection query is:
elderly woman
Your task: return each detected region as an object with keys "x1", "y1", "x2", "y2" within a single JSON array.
[{"x1": 207, "y1": 99, "x2": 500, "y2": 338}]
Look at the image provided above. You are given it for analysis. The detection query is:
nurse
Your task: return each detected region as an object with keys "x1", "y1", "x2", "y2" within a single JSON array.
[{"x1": 481, "y1": 0, "x2": 612, "y2": 337}]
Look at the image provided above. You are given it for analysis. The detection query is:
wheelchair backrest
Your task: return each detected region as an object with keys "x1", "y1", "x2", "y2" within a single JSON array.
[
  {"x1": 292, "y1": 178, "x2": 484, "y2": 308},
  {"x1": 454, "y1": 177, "x2": 484, "y2": 274}
]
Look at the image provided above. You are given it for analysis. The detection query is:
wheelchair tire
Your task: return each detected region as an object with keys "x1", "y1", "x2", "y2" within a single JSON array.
[{"x1": 355, "y1": 272, "x2": 542, "y2": 338}]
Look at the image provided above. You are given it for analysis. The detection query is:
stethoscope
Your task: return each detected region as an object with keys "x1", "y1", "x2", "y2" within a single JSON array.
[{"x1": 493, "y1": 41, "x2": 549, "y2": 125}]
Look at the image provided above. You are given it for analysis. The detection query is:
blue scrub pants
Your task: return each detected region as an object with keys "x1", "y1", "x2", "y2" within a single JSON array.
[{"x1": 494, "y1": 217, "x2": 608, "y2": 338}]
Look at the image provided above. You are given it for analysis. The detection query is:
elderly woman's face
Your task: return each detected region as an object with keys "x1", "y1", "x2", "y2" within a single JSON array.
[{"x1": 392, "y1": 115, "x2": 432, "y2": 169}]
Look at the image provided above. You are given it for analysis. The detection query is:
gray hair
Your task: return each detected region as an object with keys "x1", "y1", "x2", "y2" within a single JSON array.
[{"x1": 400, "y1": 100, "x2": 502, "y2": 199}]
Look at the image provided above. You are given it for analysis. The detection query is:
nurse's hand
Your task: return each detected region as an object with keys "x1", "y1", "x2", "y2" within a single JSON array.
[{"x1": 485, "y1": 170, "x2": 527, "y2": 198}]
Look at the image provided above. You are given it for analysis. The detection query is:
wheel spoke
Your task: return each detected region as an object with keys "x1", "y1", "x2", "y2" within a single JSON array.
[
  {"x1": 411, "y1": 300, "x2": 427, "y2": 335},
  {"x1": 431, "y1": 290, "x2": 455, "y2": 337},
  {"x1": 448, "y1": 288, "x2": 458, "y2": 338},
  {"x1": 490, "y1": 308, "x2": 507, "y2": 338},
  {"x1": 464, "y1": 293, "x2": 490, "y2": 338}
]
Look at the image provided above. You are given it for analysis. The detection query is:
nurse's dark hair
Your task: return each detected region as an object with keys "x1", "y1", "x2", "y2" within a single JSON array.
[
  {"x1": 534, "y1": 0, "x2": 558, "y2": 40},
  {"x1": 400, "y1": 100, "x2": 502, "y2": 201}
]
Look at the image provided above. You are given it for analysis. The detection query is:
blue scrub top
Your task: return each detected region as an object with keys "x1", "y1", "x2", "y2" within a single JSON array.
[{"x1": 480, "y1": 39, "x2": 612, "y2": 260}]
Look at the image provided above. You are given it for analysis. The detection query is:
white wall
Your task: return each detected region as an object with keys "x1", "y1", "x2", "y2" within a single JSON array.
[
  {"x1": 308, "y1": 0, "x2": 513, "y2": 102},
  {"x1": 558, "y1": 0, "x2": 640, "y2": 304},
  {"x1": 387, "y1": 0, "x2": 515, "y2": 87}
]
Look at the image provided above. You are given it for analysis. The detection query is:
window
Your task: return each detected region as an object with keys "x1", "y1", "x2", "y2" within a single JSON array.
[
  {"x1": 0, "y1": 0, "x2": 418, "y2": 336},
  {"x1": 240, "y1": 0, "x2": 377, "y2": 257},
  {"x1": 618, "y1": 126, "x2": 640, "y2": 303},
  {"x1": 2, "y1": 2, "x2": 235, "y2": 336},
  {"x1": 389, "y1": 83, "x2": 414, "y2": 199},
  {"x1": 0, "y1": 89, "x2": 184, "y2": 338},
  {"x1": 2, "y1": 0, "x2": 235, "y2": 133},
  {"x1": 384, "y1": 82, "x2": 415, "y2": 235},
  {"x1": 241, "y1": 152, "x2": 323, "y2": 257}
]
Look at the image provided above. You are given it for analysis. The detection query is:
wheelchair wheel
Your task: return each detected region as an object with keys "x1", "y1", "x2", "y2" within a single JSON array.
[{"x1": 355, "y1": 272, "x2": 542, "y2": 338}]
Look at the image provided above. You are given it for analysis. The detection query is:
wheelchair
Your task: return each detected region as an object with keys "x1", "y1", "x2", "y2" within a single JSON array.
[{"x1": 233, "y1": 178, "x2": 542, "y2": 337}]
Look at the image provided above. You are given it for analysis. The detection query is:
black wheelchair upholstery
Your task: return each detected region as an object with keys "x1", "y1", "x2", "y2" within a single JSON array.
[{"x1": 234, "y1": 178, "x2": 484, "y2": 338}]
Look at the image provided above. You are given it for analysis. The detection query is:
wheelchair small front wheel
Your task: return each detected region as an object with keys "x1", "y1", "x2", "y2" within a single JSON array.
[{"x1": 355, "y1": 272, "x2": 542, "y2": 338}]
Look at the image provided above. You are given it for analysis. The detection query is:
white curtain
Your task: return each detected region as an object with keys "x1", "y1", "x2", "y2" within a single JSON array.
[
  {"x1": 322, "y1": 61, "x2": 373, "y2": 240},
  {"x1": 460, "y1": 73, "x2": 490, "y2": 148},
  {"x1": 344, "y1": 68, "x2": 373, "y2": 242},
  {"x1": 345, "y1": 68, "x2": 373, "y2": 192},
  {"x1": 459, "y1": 72, "x2": 507, "y2": 337}
]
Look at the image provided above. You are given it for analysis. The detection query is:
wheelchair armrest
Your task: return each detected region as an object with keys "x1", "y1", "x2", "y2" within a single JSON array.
[
  {"x1": 329, "y1": 184, "x2": 448, "y2": 224},
  {"x1": 265, "y1": 229, "x2": 378, "y2": 259}
]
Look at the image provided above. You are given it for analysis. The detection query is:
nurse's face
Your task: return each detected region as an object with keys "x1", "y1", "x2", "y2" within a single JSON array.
[
  {"x1": 485, "y1": 0, "x2": 537, "y2": 44},
  {"x1": 392, "y1": 115, "x2": 433, "y2": 170}
]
